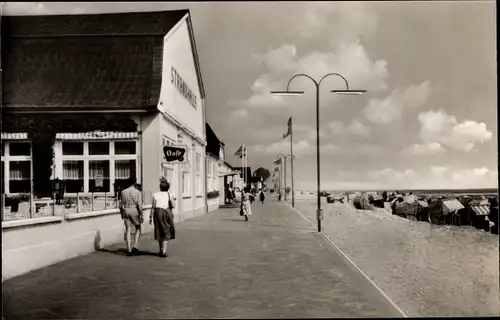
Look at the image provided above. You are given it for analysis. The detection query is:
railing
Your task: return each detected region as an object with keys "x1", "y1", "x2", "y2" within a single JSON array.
[{"x1": 1, "y1": 190, "x2": 154, "y2": 222}]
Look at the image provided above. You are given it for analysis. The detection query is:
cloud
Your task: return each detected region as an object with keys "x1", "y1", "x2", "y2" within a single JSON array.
[
  {"x1": 237, "y1": 40, "x2": 389, "y2": 109},
  {"x1": 418, "y1": 109, "x2": 492, "y2": 151},
  {"x1": 451, "y1": 167, "x2": 498, "y2": 188},
  {"x1": 250, "y1": 139, "x2": 339, "y2": 156},
  {"x1": 363, "y1": 80, "x2": 432, "y2": 124},
  {"x1": 328, "y1": 166, "x2": 497, "y2": 190},
  {"x1": 430, "y1": 166, "x2": 449, "y2": 175},
  {"x1": 402, "y1": 142, "x2": 444, "y2": 156},
  {"x1": 328, "y1": 119, "x2": 371, "y2": 137},
  {"x1": 229, "y1": 109, "x2": 249, "y2": 119}
]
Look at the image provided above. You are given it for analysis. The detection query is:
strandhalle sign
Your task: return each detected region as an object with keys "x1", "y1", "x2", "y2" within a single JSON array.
[
  {"x1": 163, "y1": 145, "x2": 187, "y2": 164},
  {"x1": 171, "y1": 66, "x2": 197, "y2": 109}
]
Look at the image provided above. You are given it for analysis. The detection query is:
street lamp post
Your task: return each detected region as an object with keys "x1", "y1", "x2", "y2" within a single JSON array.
[{"x1": 271, "y1": 73, "x2": 366, "y2": 232}]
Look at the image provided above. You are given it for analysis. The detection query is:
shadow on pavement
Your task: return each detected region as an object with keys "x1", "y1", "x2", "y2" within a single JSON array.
[{"x1": 97, "y1": 248, "x2": 159, "y2": 257}]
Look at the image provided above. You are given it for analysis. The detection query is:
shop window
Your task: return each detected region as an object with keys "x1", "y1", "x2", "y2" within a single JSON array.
[
  {"x1": 115, "y1": 141, "x2": 136, "y2": 155},
  {"x1": 115, "y1": 160, "x2": 136, "y2": 191},
  {"x1": 1, "y1": 141, "x2": 33, "y2": 195},
  {"x1": 9, "y1": 161, "x2": 31, "y2": 193},
  {"x1": 59, "y1": 140, "x2": 138, "y2": 195},
  {"x1": 62, "y1": 142, "x2": 84, "y2": 155},
  {"x1": 89, "y1": 160, "x2": 110, "y2": 192},
  {"x1": 63, "y1": 160, "x2": 84, "y2": 193},
  {"x1": 89, "y1": 142, "x2": 109, "y2": 155}
]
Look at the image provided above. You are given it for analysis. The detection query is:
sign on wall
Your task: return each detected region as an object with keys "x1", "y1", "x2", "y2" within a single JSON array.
[
  {"x1": 163, "y1": 145, "x2": 187, "y2": 164},
  {"x1": 171, "y1": 66, "x2": 197, "y2": 109}
]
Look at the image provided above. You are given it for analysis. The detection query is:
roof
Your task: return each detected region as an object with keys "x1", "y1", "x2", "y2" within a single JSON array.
[
  {"x1": 471, "y1": 205, "x2": 490, "y2": 216},
  {"x1": 2, "y1": 10, "x2": 189, "y2": 37},
  {"x1": 442, "y1": 199, "x2": 465, "y2": 215},
  {"x1": 224, "y1": 161, "x2": 234, "y2": 170},
  {"x1": 206, "y1": 123, "x2": 223, "y2": 159},
  {"x1": 2, "y1": 10, "x2": 206, "y2": 111}
]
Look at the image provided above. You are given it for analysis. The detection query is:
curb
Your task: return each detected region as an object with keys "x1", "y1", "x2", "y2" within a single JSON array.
[{"x1": 283, "y1": 200, "x2": 408, "y2": 318}]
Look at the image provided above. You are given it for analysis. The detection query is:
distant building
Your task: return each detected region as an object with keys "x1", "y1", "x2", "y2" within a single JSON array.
[{"x1": 205, "y1": 123, "x2": 239, "y2": 208}]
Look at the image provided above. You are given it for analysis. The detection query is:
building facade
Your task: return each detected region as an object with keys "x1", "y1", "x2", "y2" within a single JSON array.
[{"x1": 1, "y1": 10, "x2": 208, "y2": 280}]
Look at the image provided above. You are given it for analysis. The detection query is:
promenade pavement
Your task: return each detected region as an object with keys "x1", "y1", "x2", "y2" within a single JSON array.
[{"x1": 2, "y1": 199, "x2": 403, "y2": 319}]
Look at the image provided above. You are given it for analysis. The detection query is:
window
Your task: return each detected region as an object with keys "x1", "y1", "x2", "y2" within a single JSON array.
[
  {"x1": 207, "y1": 159, "x2": 212, "y2": 191},
  {"x1": 162, "y1": 166, "x2": 175, "y2": 198},
  {"x1": 1, "y1": 141, "x2": 32, "y2": 194},
  {"x1": 115, "y1": 141, "x2": 136, "y2": 155},
  {"x1": 115, "y1": 160, "x2": 136, "y2": 191},
  {"x1": 196, "y1": 154, "x2": 202, "y2": 194},
  {"x1": 58, "y1": 140, "x2": 138, "y2": 194},
  {"x1": 182, "y1": 171, "x2": 190, "y2": 195},
  {"x1": 89, "y1": 160, "x2": 110, "y2": 192},
  {"x1": 62, "y1": 142, "x2": 84, "y2": 155},
  {"x1": 212, "y1": 162, "x2": 218, "y2": 191},
  {"x1": 63, "y1": 160, "x2": 84, "y2": 193}
]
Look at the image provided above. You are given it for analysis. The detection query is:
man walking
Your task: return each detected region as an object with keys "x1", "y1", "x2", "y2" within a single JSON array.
[{"x1": 120, "y1": 176, "x2": 143, "y2": 256}]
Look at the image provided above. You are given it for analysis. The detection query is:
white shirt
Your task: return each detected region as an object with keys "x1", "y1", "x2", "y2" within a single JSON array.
[{"x1": 153, "y1": 191, "x2": 172, "y2": 210}]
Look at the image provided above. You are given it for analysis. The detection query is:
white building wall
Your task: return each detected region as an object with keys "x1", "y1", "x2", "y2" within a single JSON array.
[{"x1": 158, "y1": 17, "x2": 204, "y2": 140}]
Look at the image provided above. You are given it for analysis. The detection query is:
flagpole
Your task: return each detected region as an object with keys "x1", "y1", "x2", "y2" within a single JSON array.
[
  {"x1": 283, "y1": 154, "x2": 287, "y2": 201},
  {"x1": 290, "y1": 117, "x2": 295, "y2": 207}
]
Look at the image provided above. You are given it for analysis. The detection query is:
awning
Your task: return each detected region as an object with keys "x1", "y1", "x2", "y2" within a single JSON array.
[
  {"x1": 471, "y1": 205, "x2": 490, "y2": 216},
  {"x1": 1, "y1": 132, "x2": 28, "y2": 140},
  {"x1": 218, "y1": 171, "x2": 240, "y2": 177},
  {"x1": 56, "y1": 132, "x2": 138, "y2": 140}
]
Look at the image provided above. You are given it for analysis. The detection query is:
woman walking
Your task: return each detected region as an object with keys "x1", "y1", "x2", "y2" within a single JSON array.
[
  {"x1": 150, "y1": 178, "x2": 175, "y2": 257},
  {"x1": 259, "y1": 189, "x2": 266, "y2": 204},
  {"x1": 241, "y1": 187, "x2": 254, "y2": 222}
]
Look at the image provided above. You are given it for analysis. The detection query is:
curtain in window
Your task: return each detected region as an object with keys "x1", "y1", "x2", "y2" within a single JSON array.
[
  {"x1": 115, "y1": 160, "x2": 135, "y2": 179},
  {"x1": 9, "y1": 161, "x2": 30, "y2": 180},
  {"x1": 63, "y1": 161, "x2": 83, "y2": 180}
]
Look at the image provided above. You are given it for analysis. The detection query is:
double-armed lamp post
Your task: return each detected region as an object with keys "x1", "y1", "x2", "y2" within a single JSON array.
[
  {"x1": 270, "y1": 73, "x2": 366, "y2": 232},
  {"x1": 277, "y1": 153, "x2": 296, "y2": 205}
]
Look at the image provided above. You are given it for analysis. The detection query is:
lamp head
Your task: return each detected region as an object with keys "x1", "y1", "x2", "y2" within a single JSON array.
[
  {"x1": 331, "y1": 90, "x2": 367, "y2": 95},
  {"x1": 270, "y1": 91, "x2": 305, "y2": 96}
]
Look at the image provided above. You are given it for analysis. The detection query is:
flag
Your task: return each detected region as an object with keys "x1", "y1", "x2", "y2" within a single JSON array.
[
  {"x1": 273, "y1": 158, "x2": 281, "y2": 165},
  {"x1": 235, "y1": 145, "x2": 246, "y2": 157},
  {"x1": 274, "y1": 167, "x2": 279, "y2": 172},
  {"x1": 283, "y1": 117, "x2": 292, "y2": 139}
]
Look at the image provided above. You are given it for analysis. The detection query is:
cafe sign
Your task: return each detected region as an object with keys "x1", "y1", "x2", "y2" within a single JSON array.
[
  {"x1": 163, "y1": 145, "x2": 187, "y2": 164},
  {"x1": 171, "y1": 66, "x2": 197, "y2": 109}
]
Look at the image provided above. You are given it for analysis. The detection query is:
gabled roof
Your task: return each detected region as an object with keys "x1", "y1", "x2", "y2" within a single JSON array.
[
  {"x1": 1, "y1": 10, "x2": 206, "y2": 111},
  {"x1": 2, "y1": 10, "x2": 189, "y2": 37},
  {"x1": 206, "y1": 123, "x2": 223, "y2": 159}
]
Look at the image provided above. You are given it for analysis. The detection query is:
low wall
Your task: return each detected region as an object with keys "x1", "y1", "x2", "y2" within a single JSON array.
[
  {"x1": 2, "y1": 203, "x2": 207, "y2": 281},
  {"x1": 208, "y1": 197, "x2": 220, "y2": 212}
]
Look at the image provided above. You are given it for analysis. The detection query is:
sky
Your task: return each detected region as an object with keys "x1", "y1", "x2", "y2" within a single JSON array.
[{"x1": 3, "y1": 1, "x2": 497, "y2": 190}]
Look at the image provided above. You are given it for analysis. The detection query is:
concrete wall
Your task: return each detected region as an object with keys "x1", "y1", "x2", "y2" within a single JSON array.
[{"x1": 2, "y1": 208, "x2": 154, "y2": 281}]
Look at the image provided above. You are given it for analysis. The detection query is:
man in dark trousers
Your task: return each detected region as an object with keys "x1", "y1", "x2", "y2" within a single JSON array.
[{"x1": 259, "y1": 189, "x2": 266, "y2": 204}]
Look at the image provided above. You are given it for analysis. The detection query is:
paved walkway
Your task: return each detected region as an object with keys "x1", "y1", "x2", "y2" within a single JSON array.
[{"x1": 2, "y1": 200, "x2": 403, "y2": 319}]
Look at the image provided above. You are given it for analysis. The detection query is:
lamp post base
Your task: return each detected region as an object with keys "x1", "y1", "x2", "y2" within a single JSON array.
[{"x1": 316, "y1": 209, "x2": 323, "y2": 232}]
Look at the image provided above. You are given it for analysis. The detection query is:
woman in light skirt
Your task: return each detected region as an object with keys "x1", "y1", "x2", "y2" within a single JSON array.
[
  {"x1": 241, "y1": 187, "x2": 254, "y2": 222},
  {"x1": 150, "y1": 179, "x2": 175, "y2": 257}
]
